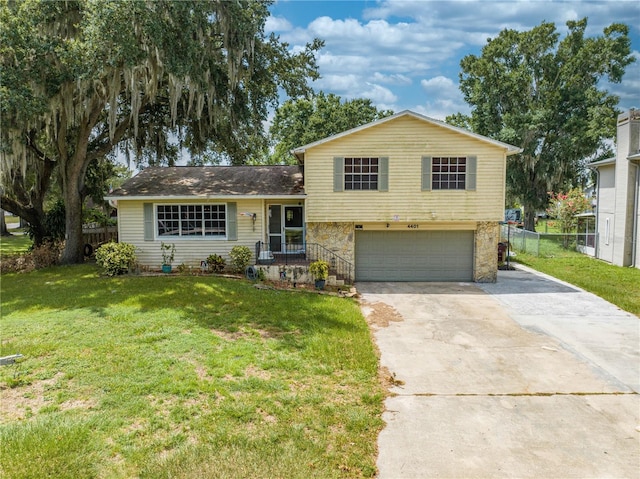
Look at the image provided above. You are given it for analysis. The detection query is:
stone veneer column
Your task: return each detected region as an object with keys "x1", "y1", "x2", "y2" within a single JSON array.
[
  {"x1": 305, "y1": 222, "x2": 355, "y2": 265},
  {"x1": 474, "y1": 221, "x2": 499, "y2": 283}
]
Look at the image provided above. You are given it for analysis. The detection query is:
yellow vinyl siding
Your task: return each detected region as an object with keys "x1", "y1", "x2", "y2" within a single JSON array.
[
  {"x1": 304, "y1": 115, "x2": 506, "y2": 223},
  {"x1": 117, "y1": 199, "x2": 265, "y2": 268}
]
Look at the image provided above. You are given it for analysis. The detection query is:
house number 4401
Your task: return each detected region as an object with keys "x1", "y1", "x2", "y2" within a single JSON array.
[{"x1": 407, "y1": 224, "x2": 419, "y2": 229}]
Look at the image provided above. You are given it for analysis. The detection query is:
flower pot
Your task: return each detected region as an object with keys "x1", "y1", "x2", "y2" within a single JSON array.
[
  {"x1": 162, "y1": 264, "x2": 172, "y2": 274},
  {"x1": 315, "y1": 279, "x2": 326, "y2": 290}
]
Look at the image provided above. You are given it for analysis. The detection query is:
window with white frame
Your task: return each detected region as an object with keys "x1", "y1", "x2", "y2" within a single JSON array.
[
  {"x1": 157, "y1": 204, "x2": 226, "y2": 237},
  {"x1": 432, "y1": 157, "x2": 467, "y2": 190},
  {"x1": 344, "y1": 157, "x2": 379, "y2": 190}
]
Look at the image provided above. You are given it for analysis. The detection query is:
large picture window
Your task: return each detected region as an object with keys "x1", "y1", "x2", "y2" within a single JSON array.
[
  {"x1": 157, "y1": 204, "x2": 226, "y2": 237},
  {"x1": 344, "y1": 157, "x2": 379, "y2": 190},
  {"x1": 432, "y1": 157, "x2": 467, "y2": 190}
]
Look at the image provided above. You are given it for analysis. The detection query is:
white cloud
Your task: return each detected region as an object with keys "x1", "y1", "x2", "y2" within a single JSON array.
[
  {"x1": 372, "y1": 72, "x2": 412, "y2": 85},
  {"x1": 607, "y1": 50, "x2": 640, "y2": 109},
  {"x1": 421, "y1": 76, "x2": 457, "y2": 95},
  {"x1": 268, "y1": 0, "x2": 639, "y2": 116},
  {"x1": 364, "y1": 0, "x2": 639, "y2": 37},
  {"x1": 264, "y1": 16, "x2": 292, "y2": 32},
  {"x1": 417, "y1": 76, "x2": 468, "y2": 120},
  {"x1": 360, "y1": 83, "x2": 398, "y2": 104}
]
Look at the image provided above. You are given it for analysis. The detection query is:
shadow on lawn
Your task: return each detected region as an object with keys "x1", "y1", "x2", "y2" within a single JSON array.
[{"x1": 1, "y1": 264, "x2": 360, "y2": 337}]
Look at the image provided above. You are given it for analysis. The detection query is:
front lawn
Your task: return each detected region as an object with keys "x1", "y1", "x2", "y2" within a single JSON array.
[
  {"x1": 0, "y1": 233, "x2": 32, "y2": 256},
  {"x1": 0, "y1": 265, "x2": 383, "y2": 478},
  {"x1": 514, "y1": 250, "x2": 640, "y2": 316}
]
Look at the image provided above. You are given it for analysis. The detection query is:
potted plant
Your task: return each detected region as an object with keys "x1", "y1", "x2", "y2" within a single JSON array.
[
  {"x1": 309, "y1": 260, "x2": 329, "y2": 290},
  {"x1": 160, "y1": 242, "x2": 176, "y2": 273}
]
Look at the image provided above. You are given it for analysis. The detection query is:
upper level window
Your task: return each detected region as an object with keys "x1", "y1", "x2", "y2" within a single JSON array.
[
  {"x1": 344, "y1": 157, "x2": 379, "y2": 190},
  {"x1": 432, "y1": 157, "x2": 466, "y2": 190},
  {"x1": 422, "y1": 155, "x2": 476, "y2": 191},
  {"x1": 157, "y1": 204, "x2": 226, "y2": 237}
]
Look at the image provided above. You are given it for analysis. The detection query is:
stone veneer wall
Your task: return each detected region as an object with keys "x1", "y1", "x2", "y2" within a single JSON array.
[
  {"x1": 474, "y1": 221, "x2": 499, "y2": 283},
  {"x1": 305, "y1": 222, "x2": 355, "y2": 266}
]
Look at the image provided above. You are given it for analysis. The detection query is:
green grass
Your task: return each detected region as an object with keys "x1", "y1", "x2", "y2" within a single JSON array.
[
  {"x1": 0, "y1": 265, "x2": 384, "y2": 478},
  {"x1": 0, "y1": 234, "x2": 32, "y2": 256},
  {"x1": 514, "y1": 246, "x2": 640, "y2": 316}
]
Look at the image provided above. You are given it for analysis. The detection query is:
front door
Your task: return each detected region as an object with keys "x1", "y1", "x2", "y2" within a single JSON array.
[
  {"x1": 284, "y1": 206, "x2": 304, "y2": 252},
  {"x1": 269, "y1": 205, "x2": 304, "y2": 253}
]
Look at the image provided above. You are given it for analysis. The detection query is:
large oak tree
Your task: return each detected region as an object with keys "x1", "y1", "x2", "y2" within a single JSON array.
[
  {"x1": 450, "y1": 19, "x2": 634, "y2": 231},
  {"x1": 1, "y1": 0, "x2": 320, "y2": 262}
]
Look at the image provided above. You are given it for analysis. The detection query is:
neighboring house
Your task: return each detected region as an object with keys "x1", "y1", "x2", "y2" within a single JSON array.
[
  {"x1": 106, "y1": 110, "x2": 521, "y2": 282},
  {"x1": 589, "y1": 109, "x2": 640, "y2": 268}
]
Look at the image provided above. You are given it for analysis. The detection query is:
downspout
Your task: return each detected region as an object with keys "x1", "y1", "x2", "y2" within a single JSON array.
[
  {"x1": 590, "y1": 166, "x2": 600, "y2": 259},
  {"x1": 632, "y1": 164, "x2": 640, "y2": 268}
]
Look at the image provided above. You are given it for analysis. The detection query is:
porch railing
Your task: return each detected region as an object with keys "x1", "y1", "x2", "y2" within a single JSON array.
[{"x1": 255, "y1": 241, "x2": 353, "y2": 283}]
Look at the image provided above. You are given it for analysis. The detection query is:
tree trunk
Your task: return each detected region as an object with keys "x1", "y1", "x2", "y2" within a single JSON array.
[
  {"x1": 60, "y1": 187, "x2": 85, "y2": 264},
  {"x1": 0, "y1": 209, "x2": 11, "y2": 236},
  {"x1": 59, "y1": 159, "x2": 87, "y2": 264},
  {"x1": 0, "y1": 196, "x2": 47, "y2": 245},
  {"x1": 524, "y1": 208, "x2": 537, "y2": 232}
]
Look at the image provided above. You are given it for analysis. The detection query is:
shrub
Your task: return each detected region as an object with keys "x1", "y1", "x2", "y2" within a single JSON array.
[
  {"x1": 309, "y1": 260, "x2": 329, "y2": 280},
  {"x1": 229, "y1": 245, "x2": 252, "y2": 273},
  {"x1": 206, "y1": 254, "x2": 226, "y2": 273},
  {"x1": 25, "y1": 200, "x2": 66, "y2": 242},
  {"x1": 96, "y1": 242, "x2": 137, "y2": 276},
  {"x1": 160, "y1": 242, "x2": 176, "y2": 266}
]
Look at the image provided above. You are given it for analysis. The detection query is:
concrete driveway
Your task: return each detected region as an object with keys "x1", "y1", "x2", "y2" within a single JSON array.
[{"x1": 358, "y1": 266, "x2": 639, "y2": 478}]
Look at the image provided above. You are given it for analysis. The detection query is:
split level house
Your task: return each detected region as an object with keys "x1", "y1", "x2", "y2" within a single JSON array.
[
  {"x1": 589, "y1": 109, "x2": 640, "y2": 269},
  {"x1": 106, "y1": 110, "x2": 521, "y2": 283}
]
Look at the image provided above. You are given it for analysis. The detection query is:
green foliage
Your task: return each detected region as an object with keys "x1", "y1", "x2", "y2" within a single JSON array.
[
  {"x1": 269, "y1": 92, "x2": 394, "y2": 164},
  {"x1": 456, "y1": 18, "x2": 634, "y2": 230},
  {"x1": 309, "y1": 260, "x2": 329, "y2": 280},
  {"x1": 160, "y1": 242, "x2": 176, "y2": 266},
  {"x1": 24, "y1": 200, "x2": 66, "y2": 243},
  {"x1": 95, "y1": 242, "x2": 137, "y2": 276},
  {"x1": 229, "y1": 245, "x2": 252, "y2": 273},
  {"x1": 83, "y1": 207, "x2": 115, "y2": 227},
  {"x1": 546, "y1": 189, "x2": 592, "y2": 233},
  {"x1": 1, "y1": 0, "x2": 322, "y2": 264},
  {"x1": 206, "y1": 253, "x2": 226, "y2": 273}
]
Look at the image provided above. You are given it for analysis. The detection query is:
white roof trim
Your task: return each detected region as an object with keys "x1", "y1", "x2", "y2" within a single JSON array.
[
  {"x1": 291, "y1": 110, "x2": 522, "y2": 158},
  {"x1": 588, "y1": 157, "x2": 616, "y2": 168},
  {"x1": 104, "y1": 194, "x2": 307, "y2": 201}
]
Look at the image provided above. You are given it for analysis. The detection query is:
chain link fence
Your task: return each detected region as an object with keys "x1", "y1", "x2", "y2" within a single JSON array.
[{"x1": 500, "y1": 224, "x2": 596, "y2": 257}]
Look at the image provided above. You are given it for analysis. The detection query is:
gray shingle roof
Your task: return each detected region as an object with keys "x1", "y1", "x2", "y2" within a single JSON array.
[{"x1": 107, "y1": 166, "x2": 305, "y2": 198}]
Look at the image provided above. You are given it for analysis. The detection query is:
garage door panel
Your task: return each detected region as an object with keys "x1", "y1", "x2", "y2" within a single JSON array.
[{"x1": 355, "y1": 230, "x2": 474, "y2": 282}]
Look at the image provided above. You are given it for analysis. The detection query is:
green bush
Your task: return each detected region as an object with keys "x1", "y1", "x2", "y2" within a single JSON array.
[
  {"x1": 206, "y1": 254, "x2": 226, "y2": 273},
  {"x1": 26, "y1": 200, "x2": 66, "y2": 242},
  {"x1": 95, "y1": 242, "x2": 137, "y2": 276},
  {"x1": 309, "y1": 260, "x2": 329, "y2": 280},
  {"x1": 229, "y1": 245, "x2": 252, "y2": 273}
]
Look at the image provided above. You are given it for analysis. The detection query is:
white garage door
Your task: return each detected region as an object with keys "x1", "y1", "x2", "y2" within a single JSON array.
[{"x1": 355, "y1": 230, "x2": 474, "y2": 282}]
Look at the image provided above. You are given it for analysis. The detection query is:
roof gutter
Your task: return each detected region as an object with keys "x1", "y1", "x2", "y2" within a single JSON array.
[{"x1": 104, "y1": 194, "x2": 307, "y2": 202}]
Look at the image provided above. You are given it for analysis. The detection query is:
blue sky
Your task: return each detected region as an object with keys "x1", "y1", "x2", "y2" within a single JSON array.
[{"x1": 267, "y1": 0, "x2": 640, "y2": 120}]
